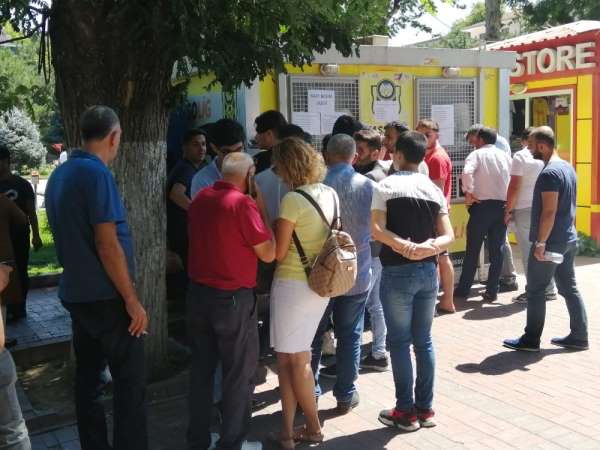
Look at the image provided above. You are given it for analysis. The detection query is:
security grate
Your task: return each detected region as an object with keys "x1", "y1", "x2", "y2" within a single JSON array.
[
  {"x1": 416, "y1": 78, "x2": 478, "y2": 199},
  {"x1": 289, "y1": 76, "x2": 360, "y2": 151}
]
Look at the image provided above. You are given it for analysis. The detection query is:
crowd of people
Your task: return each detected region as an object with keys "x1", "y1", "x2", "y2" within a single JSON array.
[{"x1": 0, "y1": 103, "x2": 589, "y2": 450}]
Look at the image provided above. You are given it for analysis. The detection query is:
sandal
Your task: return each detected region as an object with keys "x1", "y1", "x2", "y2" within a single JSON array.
[
  {"x1": 268, "y1": 431, "x2": 296, "y2": 449},
  {"x1": 293, "y1": 425, "x2": 324, "y2": 443}
]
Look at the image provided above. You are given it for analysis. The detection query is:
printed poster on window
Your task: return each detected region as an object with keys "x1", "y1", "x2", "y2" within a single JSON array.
[
  {"x1": 359, "y1": 72, "x2": 413, "y2": 128},
  {"x1": 431, "y1": 104, "x2": 455, "y2": 146}
]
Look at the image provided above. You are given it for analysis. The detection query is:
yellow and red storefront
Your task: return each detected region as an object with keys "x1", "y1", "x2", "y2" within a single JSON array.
[{"x1": 489, "y1": 21, "x2": 600, "y2": 243}]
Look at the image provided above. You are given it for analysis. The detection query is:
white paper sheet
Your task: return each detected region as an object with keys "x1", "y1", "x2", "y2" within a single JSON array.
[
  {"x1": 431, "y1": 104, "x2": 455, "y2": 146},
  {"x1": 320, "y1": 112, "x2": 344, "y2": 136},
  {"x1": 307, "y1": 90, "x2": 335, "y2": 113},
  {"x1": 291, "y1": 112, "x2": 321, "y2": 136},
  {"x1": 373, "y1": 100, "x2": 399, "y2": 123}
]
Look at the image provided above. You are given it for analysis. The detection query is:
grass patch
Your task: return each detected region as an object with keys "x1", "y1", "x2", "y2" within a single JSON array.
[{"x1": 29, "y1": 209, "x2": 62, "y2": 276}]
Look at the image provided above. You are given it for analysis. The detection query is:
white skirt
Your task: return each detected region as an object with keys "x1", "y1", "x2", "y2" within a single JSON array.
[{"x1": 270, "y1": 278, "x2": 330, "y2": 353}]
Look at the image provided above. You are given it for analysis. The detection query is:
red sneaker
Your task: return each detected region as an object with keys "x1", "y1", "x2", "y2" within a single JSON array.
[
  {"x1": 416, "y1": 407, "x2": 436, "y2": 428},
  {"x1": 378, "y1": 408, "x2": 419, "y2": 432}
]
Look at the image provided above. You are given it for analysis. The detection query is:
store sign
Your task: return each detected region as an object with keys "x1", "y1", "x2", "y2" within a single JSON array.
[{"x1": 512, "y1": 42, "x2": 596, "y2": 77}]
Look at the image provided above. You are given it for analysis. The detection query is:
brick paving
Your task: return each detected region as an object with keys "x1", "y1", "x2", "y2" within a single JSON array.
[{"x1": 27, "y1": 254, "x2": 600, "y2": 449}]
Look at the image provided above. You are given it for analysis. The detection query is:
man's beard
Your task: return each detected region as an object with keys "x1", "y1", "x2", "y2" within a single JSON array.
[{"x1": 532, "y1": 150, "x2": 544, "y2": 160}]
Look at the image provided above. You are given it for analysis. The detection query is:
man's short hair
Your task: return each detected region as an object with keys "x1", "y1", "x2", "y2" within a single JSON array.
[
  {"x1": 416, "y1": 119, "x2": 440, "y2": 132},
  {"x1": 280, "y1": 124, "x2": 311, "y2": 144},
  {"x1": 521, "y1": 127, "x2": 536, "y2": 141},
  {"x1": 0, "y1": 143, "x2": 10, "y2": 161},
  {"x1": 182, "y1": 128, "x2": 206, "y2": 145},
  {"x1": 384, "y1": 121, "x2": 410, "y2": 134},
  {"x1": 80, "y1": 105, "x2": 120, "y2": 142},
  {"x1": 210, "y1": 118, "x2": 245, "y2": 148},
  {"x1": 331, "y1": 115, "x2": 364, "y2": 137},
  {"x1": 354, "y1": 129, "x2": 382, "y2": 150},
  {"x1": 221, "y1": 152, "x2": 254, "y2": 177},
  {"x1": 255, "y1": 110, "x2": 287, "y2": 136},
  {"x1": 478, "y1": 127, "x2": 497, "y2": 145},
  {"x1": 531, "y1": 127, "x2": 555, "y2": 148},
  {"x1": 395, "y1": 131, "x2": 427, "y2": 164},
  {"x1": 465, "y1": 123, "x2": 484, "y2": 139},
  {"x1": 327, "y1": 134, "x2": 356, "y2": 160}
]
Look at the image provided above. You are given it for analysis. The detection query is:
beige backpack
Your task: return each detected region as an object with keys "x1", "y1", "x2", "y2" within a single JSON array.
[{"x1": 291, "y1": 189, "x2": 357, "y2": 298}]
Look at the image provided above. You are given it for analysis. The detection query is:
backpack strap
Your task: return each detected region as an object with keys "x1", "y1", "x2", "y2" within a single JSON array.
[
  {"x1": 292, "y1": 230, "x2": 312, "y2": 279},
  {"x1": 294, "y1": 188, "x2": 340, "y2": 230}
]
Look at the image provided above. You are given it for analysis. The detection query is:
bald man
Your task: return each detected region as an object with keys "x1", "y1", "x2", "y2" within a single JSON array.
[{"x1": 186, "y1": 152, "x2": 274, "y2": 450}]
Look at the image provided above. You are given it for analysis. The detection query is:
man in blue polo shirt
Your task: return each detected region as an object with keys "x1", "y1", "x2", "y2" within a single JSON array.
[{"x1": 45, "y1": 105, "x2": 149, "y2": 450}]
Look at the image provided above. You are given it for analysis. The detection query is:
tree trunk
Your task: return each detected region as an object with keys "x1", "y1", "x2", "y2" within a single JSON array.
[
  {"x1": 49, "y1": 0, "x2": 174, "y2": 378},
  {"x1": 485, "y1": 0, "x2": 503, "y2": 42}
]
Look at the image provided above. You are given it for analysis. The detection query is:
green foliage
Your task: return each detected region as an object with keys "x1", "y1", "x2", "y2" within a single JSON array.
[
  {"x1": 0, "y1": 107, "x2": 46, "y2": 170},
  {"x1": 507, "y1": 0, "x2": 600, "y2": 27},
  {"x1": 0, "y1": 24, "x2": 60, "y2": 143},
  {"x1": 577, "y1": 232, "x2": 600, "y2": 258}
]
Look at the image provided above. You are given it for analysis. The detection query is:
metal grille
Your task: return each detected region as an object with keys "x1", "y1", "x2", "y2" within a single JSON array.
[
  {"x1": 416, "y1": 78, "x2": 477, "y2": 199},
  {"x1": 289, "y1": 76, "x2": 359, "y2": 150}
]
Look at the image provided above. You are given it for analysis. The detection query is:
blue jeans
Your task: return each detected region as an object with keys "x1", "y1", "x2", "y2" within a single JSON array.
[
  {"x1": 523, "y1": 242, "x2": 588, "y2": 346},
  {"x1": 311, "y1": 291, "x2": 368, "y2": 401},
  {"x1": 0, "y1": 350, "x2": 31, "y2": 450},
  {"x1": 380, "y1": 262, "x2": 438, "y2": 411},
  {"x1": 365, "y1": 258, "x2": 386, "y2": 358}
]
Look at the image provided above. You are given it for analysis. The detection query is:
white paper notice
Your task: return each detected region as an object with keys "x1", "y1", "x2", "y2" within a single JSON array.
[
  {"x1": 308, "y1": 90, "x2": 335, "y2": 113},
  {"x1": 374, "y1": 100, "x2": 398, "y2": 123},
  {"x1": 320, "y1": 112, "x2": 343, "y2": 135},
  {"x1": 291, "y1": 112, "x2": 321, "y2": 136},
  {"x1": 431, "y1": 104, "x2": 455, "y2": 146}
]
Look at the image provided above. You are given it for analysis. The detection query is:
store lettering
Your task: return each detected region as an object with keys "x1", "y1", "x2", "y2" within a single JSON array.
[{"x1": 512, "y1": 42, "x2": 596, "y2": 77}]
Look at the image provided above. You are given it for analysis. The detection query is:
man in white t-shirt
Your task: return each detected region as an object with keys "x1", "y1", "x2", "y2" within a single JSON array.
[{"x1": 504, "y1": 128, "x2": 557, "y2": 303}]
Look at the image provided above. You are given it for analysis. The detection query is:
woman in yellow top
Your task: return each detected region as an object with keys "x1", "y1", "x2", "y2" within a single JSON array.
[{"x1": 270, "y1": 137, "x2": 338, "y2": 449}]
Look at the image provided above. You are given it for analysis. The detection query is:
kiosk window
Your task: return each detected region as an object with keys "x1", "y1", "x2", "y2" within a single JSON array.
[
  {"x1": 416, "y1": 78, "x2": 477, "y2": 200},
  {"x1": 288, "y1": 76, "x2": 359, "y2": 150}
]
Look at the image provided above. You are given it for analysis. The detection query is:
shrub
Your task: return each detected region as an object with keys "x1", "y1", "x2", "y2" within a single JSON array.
[{"x1": 0, "y1": 107, "x2": 46, "y2": 171}]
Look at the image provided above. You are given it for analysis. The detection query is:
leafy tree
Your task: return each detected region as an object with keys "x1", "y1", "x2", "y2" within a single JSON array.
[
  {"x1": 0, "y1": 0, "x2": 447, "y2": 376},
  {"x1": 485, "y1": 0, "x2": 503, "y2": 41},
  {"x1": 425, "y1": 2, "x2": 486, "y2": 48},
  {"x1": 507, "y1": 0, "x2": 600, "y2": 27},
  {"x1": 0, "y1": 107, "x2": 46, "y2": 170},
  {"x1": 0, "y1": 25, "x2": 60, "y2": 143}
]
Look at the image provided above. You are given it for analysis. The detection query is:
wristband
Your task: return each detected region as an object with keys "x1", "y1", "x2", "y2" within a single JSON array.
[{"x1": 534, "y1": 241, "x2": 546, "y2": 248}]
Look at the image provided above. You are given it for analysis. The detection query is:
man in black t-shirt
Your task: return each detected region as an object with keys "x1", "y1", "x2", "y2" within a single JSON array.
[
  {"x1": 166, "y1": 129, "x2": 208, "y2": 269},
  {"x1": 0, "y1": 144, "x2": 43, "y2": 320},
  {"x1": 253, "y1": 110, "x2": 287, "y2": 174}
]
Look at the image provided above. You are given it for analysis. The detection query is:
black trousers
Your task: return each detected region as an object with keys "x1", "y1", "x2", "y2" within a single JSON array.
[
  {"x1": 186, "y1": 283, "x2": 258, "y2": 450},
  {"x1": 456, "y1": 200, "x2": 507, "y2": 297},
  {"x1": 62, "y1": 299, "x2": 148, "y2": 450},
  {"x1": 7, "y1": 229, "x2": 29, "y2": 317}
]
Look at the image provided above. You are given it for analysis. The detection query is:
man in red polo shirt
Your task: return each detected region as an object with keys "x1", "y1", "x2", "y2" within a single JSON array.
[
  {"x1": 187, "y1": 152, "x2": 275, "y2": 450},
  {"x1": 417, "y1": 119, "x2": 455, "y2": 314}
]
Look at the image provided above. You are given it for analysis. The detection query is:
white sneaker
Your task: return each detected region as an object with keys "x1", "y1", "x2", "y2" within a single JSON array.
[
  {"x1": 208, "y1": 432, "x2": 220, "y2": 450},
  {"x1": 241, "y1": 441, "x2": 263, "y2": 450},
  {"x1": 321, "y1": 330, "x2": 336, "y2": 356}
]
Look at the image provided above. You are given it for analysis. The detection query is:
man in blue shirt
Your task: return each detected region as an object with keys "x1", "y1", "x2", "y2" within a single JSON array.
[
  {"x1": 310, "y1": 134, "x2": 374, "y2": 413},
  {"x1": 504, "y1": 126, "x2": 588, "y2": 352},
  {"x1": 45, "y1": 106, "x2": 149, "y2": 450}
]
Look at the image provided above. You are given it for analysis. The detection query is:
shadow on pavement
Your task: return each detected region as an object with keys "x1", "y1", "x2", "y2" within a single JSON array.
[
  {"x1": 456, "y1": 348, "x2": 571, "y2": 375},
  {"x1": 460, "y1": 300, "x2": 526, "y2": 321}
]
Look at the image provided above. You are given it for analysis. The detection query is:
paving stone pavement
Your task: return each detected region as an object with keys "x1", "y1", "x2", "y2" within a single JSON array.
[
  {"x1": 6, "y1": 287, "x2": 71, "y2": 348},
  {"x1": 28, "y1": 255, "x2": 600, "y2": 449}
]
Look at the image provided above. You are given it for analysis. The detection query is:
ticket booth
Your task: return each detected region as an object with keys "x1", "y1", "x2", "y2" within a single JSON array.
[
  {"x1": 173, "y1": 38, "x2": 517, "y2": 275},
  {"x1": 488, "y1": 21, "x2": 600, "y2": 243}
]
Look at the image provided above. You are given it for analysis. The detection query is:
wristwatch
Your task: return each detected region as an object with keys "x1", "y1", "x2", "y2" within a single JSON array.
[{"x1": 534, "y1": 241, "x2": 546, "y2": 248}]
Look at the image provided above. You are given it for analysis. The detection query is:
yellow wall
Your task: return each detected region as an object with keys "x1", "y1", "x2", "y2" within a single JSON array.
[{"x1": 482, "y1": 68, "x2": 498, "y2": 128}]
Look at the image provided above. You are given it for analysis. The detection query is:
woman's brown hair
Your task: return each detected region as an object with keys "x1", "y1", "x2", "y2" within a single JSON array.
[{"x1": 272, "y1": 137, "x2": 326, "y2": 188}]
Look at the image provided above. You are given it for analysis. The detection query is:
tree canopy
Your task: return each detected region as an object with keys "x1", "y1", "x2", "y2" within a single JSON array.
[{"x1": 507, "y1": 0, "x2": 600, "y2": 28}]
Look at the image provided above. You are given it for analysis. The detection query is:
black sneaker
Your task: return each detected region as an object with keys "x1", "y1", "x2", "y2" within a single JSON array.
[
  {"x1": 319, "y1": 364, "x2": 337, "y2": 379},
  {"x1": 498, "y1": 281, "x2": 519, "y2": 293},
  {"x1": 482, "y1": 292, "x2": 497, "y2": 302},
  {"x1": 551, "y1": 336, "x2": 589, "y2": 350},
  {"x1": 453, "y1": 288, "x2": 469, "y2": 299},
  {"x1": 360, "y1": 354, "x2": 389, "y2": 372},
  {"x1": 503, "y1": 337, "x2": 540, "y2": 352},
  {"x1": 337, "y1": 391, "x2": 359, "y2": 414},
  {"x1": 415, "y1": 407, "x2": 436, "y2": 428},
  {"x1": 512, "y1": 292, "x2": 528, "y2": 304},
  {"x1": 378, "y1": 408, "x2": 420, "y2": 432}
]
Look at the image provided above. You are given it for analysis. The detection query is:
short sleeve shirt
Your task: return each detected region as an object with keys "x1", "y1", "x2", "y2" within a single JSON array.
[
  {"x1": 45, "y1": 150, "x2": 135, "y2": 303},
  {"x1": 188, "y1": 181, "x2": 272, "y2": 290},
  {"x1": 190, "y1": 160, "x2": 222, "y2": 198},
  {"x1": 0, "y1": 174, "x2": 34, "y2": 216},
  {"x1": 510, "y1": 148, "x2": 544, "y2": 210},
  {"x1": 530, "y1": 160, "x2": 577, "y2": 245},
  {"x1": 276, "y1": 184, "x2": 337, "y2": 281},
  {"x1": 424, "y1": 145, "x2": 452, "y2": 204},
  {"x1": 372, "y1": 171, "x2": 448, "y2": 266},
  {"x1": 166, "y1": 158, "x2": 203, "y2": 240}
]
